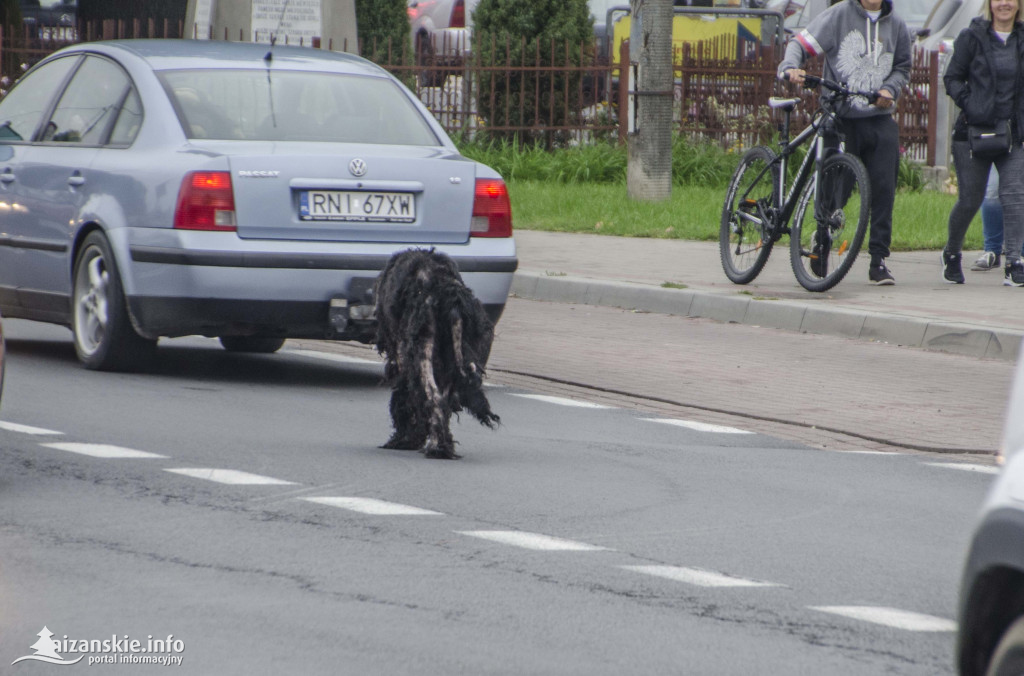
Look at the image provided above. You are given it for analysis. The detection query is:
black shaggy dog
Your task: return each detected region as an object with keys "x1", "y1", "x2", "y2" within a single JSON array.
[{"x1": 374, "y1": 248, "x2": 500, "y2": 459}]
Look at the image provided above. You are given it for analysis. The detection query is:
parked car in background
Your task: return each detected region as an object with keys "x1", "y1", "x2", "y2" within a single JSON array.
[
  {"x1": 0, "y1": 39, "x2": 516, "y2": 372},
  {"x1": 956, "y1": 344, "x2": 1024, "y2": 676},
  {"x1": 408, "y1": 0, "x2": 478, "y2": 68}
]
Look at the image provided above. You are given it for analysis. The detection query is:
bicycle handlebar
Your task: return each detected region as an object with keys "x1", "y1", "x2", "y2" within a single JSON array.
[{"x1": 783, "y1": 72, "x2": 880, "y2": 105}]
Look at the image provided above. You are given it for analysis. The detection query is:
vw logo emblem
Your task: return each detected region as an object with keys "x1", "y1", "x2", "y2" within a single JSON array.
[{"x1": 348, "y1": 158, "x2": 367, "y2": 177}]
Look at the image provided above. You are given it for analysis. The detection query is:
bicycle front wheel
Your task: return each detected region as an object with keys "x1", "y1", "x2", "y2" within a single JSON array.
[
  {"x1": 720, "y1": 145, "x2": 778, "y2": 284},
  {"x1": 789, "y1": 152, "x2": 871, "y2": 292}
]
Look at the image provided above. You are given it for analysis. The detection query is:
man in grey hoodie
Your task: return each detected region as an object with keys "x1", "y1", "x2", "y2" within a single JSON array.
[{"x1": 778, "y1": 0, "x2": 912, "y2": 285}]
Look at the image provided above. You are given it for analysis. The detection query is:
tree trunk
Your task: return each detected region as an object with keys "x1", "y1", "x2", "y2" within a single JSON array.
[{"x1": 626, "y1": 0, "x2": 673, "y2": 202}]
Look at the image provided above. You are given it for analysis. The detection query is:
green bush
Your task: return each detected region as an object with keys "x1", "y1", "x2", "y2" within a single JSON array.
[
  {"x1": 473, "y1": 0, "x2": 593, "y2": 145},
  {"x1": 456, "y1": 135, "x2": 739, "y2": 186},
  {"x1": 355, "y1": 0, "x2": 410, "y2": 64},
  {"x1": 898, "y1": 154, "x2": 926, "y2": 192}
]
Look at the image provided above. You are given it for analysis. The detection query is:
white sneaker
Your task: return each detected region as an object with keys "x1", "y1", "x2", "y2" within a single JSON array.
[{"x1": 972, "y1": 251, "x2": 1001, "y2": 271}]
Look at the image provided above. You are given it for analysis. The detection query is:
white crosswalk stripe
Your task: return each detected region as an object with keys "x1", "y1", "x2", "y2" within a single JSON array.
[
  {"x1": 809, "y1": 606, "x2": 957, "y2": 632},
  {"x1": 288, "y1": 349, "x2": 381, "y2": 366},
  {"x1": 458, "y1": 530, "x2": 610, "y2": 551},
  {"x1": 622, "y1": 565, "x2": 781, "y2": 588},
  {"x1": 0, "y1": 421, "x2": 62, "y2": 435},
  {"x1": 41, "y1": 443, "x2": 166, "y2": 459},
  {"x1": 164, "y1": 468, "x2": 298, "y2": 485},
  {"x1": 644, "y1": 418, "x2": 752, "y2": 434},
  {"x1": 301, "y1": 497, "x2": 444, "y2": 515},
  {"x1": 509, "y1": 394, "x2": 613, "y2": 409},
  {"x1": 924, "y1": 462, "x2": 1000, "y2": 475}
]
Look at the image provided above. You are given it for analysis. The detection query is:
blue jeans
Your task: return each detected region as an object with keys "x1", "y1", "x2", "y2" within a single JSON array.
[{"x1": 981, "y1": 168, "x2": 1024, "y2": 256}]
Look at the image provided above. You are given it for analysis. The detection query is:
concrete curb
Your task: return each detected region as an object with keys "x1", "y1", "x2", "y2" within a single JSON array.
[{"x1": 511, "y1": 272, "x2": 1022, "y2": 362}]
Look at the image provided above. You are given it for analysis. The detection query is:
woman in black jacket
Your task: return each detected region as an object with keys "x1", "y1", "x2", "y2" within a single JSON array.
[{"x1": 941, "y1": 0, "x2": 1024, "y2": 286}]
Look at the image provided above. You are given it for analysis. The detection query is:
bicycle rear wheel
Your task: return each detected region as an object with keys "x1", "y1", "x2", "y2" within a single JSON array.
[
  {"x1": 720, "y1": 146, "x2": 778, "y2": 284},
  {"x1": 789, "y1": 152, "x2": 870, "y2": 292}
]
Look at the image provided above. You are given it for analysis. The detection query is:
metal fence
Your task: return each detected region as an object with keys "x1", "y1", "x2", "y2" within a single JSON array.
[{"x1": 0, "y1": 22, "x2": 941, "y2": 164}]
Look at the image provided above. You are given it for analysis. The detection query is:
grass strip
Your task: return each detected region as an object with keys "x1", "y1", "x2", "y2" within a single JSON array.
[{"x1": 507, "y1": 180, "x2": 981, "y2": 251}]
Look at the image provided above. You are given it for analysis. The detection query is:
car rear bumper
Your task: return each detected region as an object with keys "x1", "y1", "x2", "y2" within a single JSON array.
[
  {"x1": 115, "y1": 229, "x2": 516, "y2": 340},
  {"x1": 127, "y1": 296, "x2": 508, "y2": 342}
]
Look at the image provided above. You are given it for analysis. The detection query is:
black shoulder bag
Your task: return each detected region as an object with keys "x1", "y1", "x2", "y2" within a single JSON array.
[{"x1": 967, "y1": 38, "x2": 1019, "y2": 159}]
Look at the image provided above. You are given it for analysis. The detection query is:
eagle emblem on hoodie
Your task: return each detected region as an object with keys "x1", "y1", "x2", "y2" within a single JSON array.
[{"x1": 836, "y1": 29, "x2": 893, "y2": 111}]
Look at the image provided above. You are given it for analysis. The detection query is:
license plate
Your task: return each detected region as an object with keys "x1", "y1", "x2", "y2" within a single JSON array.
[{"x1": 299, "y1": 191, "x2": 415, "y2": 222}]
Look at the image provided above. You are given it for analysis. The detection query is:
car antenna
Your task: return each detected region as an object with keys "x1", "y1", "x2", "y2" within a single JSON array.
[
  {"x1": 264, "y1": 0, "x2": 291, "y2": 128},
  {"x1": 264, "y1": 0, "x2": 291, "y2": 63}
]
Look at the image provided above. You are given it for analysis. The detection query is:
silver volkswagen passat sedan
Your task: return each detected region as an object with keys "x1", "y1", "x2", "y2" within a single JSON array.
[{"x1": 0, "y1": 39, "x2": 516, "y2": 371}]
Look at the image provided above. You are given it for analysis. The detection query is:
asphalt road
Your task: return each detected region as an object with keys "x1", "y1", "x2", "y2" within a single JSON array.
[{"x1": 0, "y1": 308, "x2": 1001, "y2": 675}]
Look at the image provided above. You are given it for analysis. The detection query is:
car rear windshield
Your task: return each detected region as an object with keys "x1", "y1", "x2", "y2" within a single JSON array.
[{"x1": 159, "y1": 69, "x2": 440, "y2": 145}]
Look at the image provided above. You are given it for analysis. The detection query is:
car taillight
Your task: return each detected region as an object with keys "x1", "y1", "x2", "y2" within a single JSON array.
[
  {"x1": 450, "y1": 0, "x2": 465, "y2": 28},
  {"x1": 471, "y1": 178, "x2": 512, "y2": 238},
  {"x1": 174, "y1": 171, "x2": 237, "y2": 231}
]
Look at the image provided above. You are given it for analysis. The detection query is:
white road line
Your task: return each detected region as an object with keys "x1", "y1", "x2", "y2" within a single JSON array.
[
  {"x1": 622, "y1": 565, "x2": 782, "y2": 588},
  {"x1": 301, "y1": 497, "x2": 444, "y2": 516},
  {"x1": 164, "y1": 468, "x2": 298, "y2": 485},
  {"x1": 40, "y1": 443, "x2": 167, "y2": 459},
  {"x1": 509, "y1": 394, "x2": 612, "y2": 409},
  {"x1": 457, "y1": 530, "x2": 611, "y2": 551},
  {"x1": 924, "y1": 462, "x2": 1000, "y2": 475},
  {"x1": 810, "y1": 606, "x2": 957, "y2": 632},
  {"x1": 288, "y1": 349, "x2": 381, "y2": 366},
  {"x1": 836, "y1": 451, "x2": 901, "y2": 455},
  {"x1": 644, "y1": 418, "x2": 753, "y2": 434},
  {"x1": 0, "y1": 421, "x2": 62, "y2": 435}
]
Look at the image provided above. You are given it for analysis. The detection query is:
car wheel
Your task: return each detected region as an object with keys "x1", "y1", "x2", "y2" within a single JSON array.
[
  {"x1": 72, "y1": 232, "x2": 156, "y2": 371},
  {"x1": 219, "y1": 336, "x2": 286, "y2": 354},
  {"x1": 988, "y1": 615, "x2": 1024, "y2": 676}
]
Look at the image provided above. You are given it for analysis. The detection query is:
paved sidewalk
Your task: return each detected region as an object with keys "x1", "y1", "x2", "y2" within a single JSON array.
[{"x1": 511, "y1": 230, "x2": 1024, "y2": 362}]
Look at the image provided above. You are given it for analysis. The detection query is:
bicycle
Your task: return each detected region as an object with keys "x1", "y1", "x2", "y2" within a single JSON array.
[{"x1": 719, "y1": 75, "x2": 877, "y2": 292}]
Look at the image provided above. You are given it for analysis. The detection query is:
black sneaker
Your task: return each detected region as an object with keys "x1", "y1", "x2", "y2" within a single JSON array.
[
  {"x1": 1005, "y1": 260, "x2": 1024, "y2": 287},
  {"x1": 869, "y1": 262, "x2": 895, "y2": 285},
  {"x1": 942, "y1": 251, "x2": 965, "y2": 284},
  {"x1": 971, "y1": 251, "x2": 1001, "y2": 271}
]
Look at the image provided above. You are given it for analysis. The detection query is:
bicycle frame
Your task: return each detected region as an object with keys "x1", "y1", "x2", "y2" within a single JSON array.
[{"x1": 738, "y1": 104, "x2": 836, "y2": 240}]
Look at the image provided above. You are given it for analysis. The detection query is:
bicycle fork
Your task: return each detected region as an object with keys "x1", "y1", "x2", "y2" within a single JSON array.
[{"x1": 807, "y1": 134, "x2": 851, "y2": 276}]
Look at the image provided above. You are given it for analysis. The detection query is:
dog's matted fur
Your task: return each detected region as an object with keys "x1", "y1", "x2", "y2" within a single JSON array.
[{"x1": 374, "y1": 248, "x2": 499, "y2": 459}]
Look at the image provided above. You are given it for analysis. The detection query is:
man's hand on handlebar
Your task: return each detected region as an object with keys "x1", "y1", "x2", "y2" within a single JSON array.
[
  {"x1": 784, "y1": 69, "x2": 887, "y2": 106},
  {"x1": 874, "y1": 89, "x2": 894, "y2": 109},
  {"x1": 783, "y1": 69, "x2": 806, "y2": 85}
]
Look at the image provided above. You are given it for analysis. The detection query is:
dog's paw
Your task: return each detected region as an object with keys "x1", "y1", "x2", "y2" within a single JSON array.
[
  {"x1": 381, "y1": 436, "x2": 424, "y2": 451},
  {"x1": 422, "y1": 447, "x2": 462, "y2": 460}
]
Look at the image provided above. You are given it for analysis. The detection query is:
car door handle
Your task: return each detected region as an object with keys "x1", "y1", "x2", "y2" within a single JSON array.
[
  {"x1": 67, "y1": 173, "x2": 85, "y2": 187},
  {"x1": 0, "y1": 170, "x2": 14, "y2": 183}
]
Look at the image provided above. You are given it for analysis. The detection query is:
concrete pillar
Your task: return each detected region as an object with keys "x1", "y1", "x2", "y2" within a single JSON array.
[{"x1": 626, "y1": 0, "x2": 673, "y2": 202}]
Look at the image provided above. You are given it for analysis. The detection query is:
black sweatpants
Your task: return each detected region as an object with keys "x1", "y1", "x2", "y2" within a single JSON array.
[{"x1": 839, "y1": 115, "x2": 900, "y2": 262}]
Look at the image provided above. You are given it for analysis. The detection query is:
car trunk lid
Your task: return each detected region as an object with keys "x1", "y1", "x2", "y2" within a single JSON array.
[{"x1": 227, "y1": 144, "x2": 475, "y2": 244}]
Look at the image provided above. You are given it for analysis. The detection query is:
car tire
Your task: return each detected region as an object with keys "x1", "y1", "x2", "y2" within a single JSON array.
[
  {"x1": 987, "y1": 615, "x2": 1024, "y2": 676},
  {"x1": 219, "y1": 336, "x2": 286, "y2": 354},
  {"x1": 72, "y1": 232, "x2": 156, "y2": 371}
]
